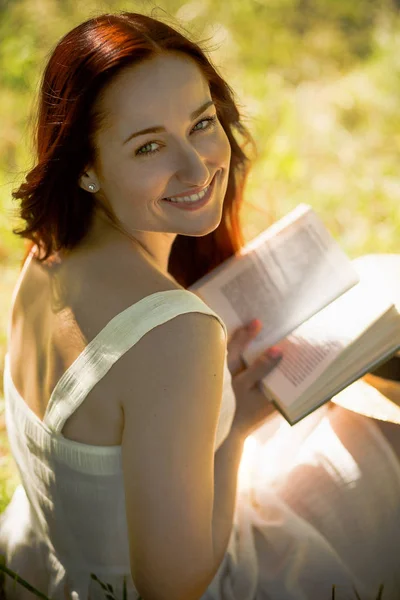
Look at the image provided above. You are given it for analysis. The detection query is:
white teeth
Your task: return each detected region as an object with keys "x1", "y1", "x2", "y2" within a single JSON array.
[{"x1": 166, "y1": 184, "x2": 209, "y2": 203}]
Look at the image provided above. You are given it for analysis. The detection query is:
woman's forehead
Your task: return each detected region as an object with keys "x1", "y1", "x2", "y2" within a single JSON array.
[{"x1": 97, "y1": 53, "x2": 210, "y2": 127}]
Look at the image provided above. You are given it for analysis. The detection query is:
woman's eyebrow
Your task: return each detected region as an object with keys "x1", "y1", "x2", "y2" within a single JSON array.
[{"x1": 122, "y1": 99, "x2": 215, "y2": 145}]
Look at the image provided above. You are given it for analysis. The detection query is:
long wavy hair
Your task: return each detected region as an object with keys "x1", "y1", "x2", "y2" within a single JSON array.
[{"x1": 12, "y1": 11, "x2": 256, "y2": 289}]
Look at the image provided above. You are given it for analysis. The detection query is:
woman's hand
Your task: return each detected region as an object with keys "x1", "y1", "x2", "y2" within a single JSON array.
[{"x1": 227, "y1": 319, "x2": 282, "y2": 438}]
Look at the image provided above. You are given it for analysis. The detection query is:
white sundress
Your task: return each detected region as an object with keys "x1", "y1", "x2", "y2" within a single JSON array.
[{"x1": 1, "y1": 289, "x2": 400, "y2": 600}]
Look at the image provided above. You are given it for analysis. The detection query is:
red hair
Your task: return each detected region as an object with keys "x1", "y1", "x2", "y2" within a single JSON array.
[{"x1": 12, "y1": 11, "x2": 256, "y2": 288}]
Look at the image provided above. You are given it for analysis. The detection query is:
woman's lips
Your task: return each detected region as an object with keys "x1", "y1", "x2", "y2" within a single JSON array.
[{"x1": 161, "y1": 173, "x2": 217, "y2": 211}]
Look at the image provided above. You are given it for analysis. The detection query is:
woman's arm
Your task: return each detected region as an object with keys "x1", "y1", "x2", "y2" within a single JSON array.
[
  {"x1": 121, "y1": 311, "x2": 228, "y2": 600},
  {"x1": 211, "y1": 425, "x2": 245, "y2": 570}
]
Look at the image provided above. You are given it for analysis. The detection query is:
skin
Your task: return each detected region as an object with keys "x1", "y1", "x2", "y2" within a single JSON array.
[{"x1": 79, "y1": 51, "x2": 232, "y2": 275}]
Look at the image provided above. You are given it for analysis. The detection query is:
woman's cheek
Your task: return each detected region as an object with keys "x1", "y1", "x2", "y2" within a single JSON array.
[
  {"x1": 126, "y1": 166, "x2": 170, "y2": 202},
  {"x1": 214, "y1": 126, "x2": 231, "y2": 165}
]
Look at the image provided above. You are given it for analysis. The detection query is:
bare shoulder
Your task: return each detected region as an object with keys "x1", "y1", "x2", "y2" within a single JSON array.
[
  {"x1": 113, "y1": 291, "x2": 227, "y2": 413},
  {"x1": 63, "y1": 243, "x2": 226, "y2": 400},
  {"x1": 16, "y1": 241, "x2": 184, "y2": 392},
  {"x1": 62, "y1": 242, "x2": 183, "y2": 319}
]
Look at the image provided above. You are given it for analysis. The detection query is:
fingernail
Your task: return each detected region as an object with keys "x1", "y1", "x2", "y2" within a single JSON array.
[
  {"x1": 266, "y1": 347, "x2": 282, "y2": 360},
  {"x1": 248, "y1": 319, "x2": 262, "y2": 332}
]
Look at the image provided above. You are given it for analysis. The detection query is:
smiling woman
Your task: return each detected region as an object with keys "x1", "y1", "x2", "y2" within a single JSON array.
[
  {"x1": 12, "y1": 14, "x2": 253, "y2": 288},
  {"x1": 1, "y1": 11, "x2": 255, "y2": 600},
  {"x1": 76, "y1": 51, "x2": 232, "y2": 258}
]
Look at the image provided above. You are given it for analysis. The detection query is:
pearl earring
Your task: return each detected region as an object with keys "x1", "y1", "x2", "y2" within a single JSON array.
[{"x1": 88, "y1": 183, "x2": 96, "y2": 192}]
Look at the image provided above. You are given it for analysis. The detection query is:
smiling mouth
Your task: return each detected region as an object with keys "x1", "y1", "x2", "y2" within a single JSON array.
[
  {"x1": 161, "y1": 173, "x2": 217, "y2": 210},
  {"x1": 162, "y1": 173, "x2": 216, "y2": 202}
]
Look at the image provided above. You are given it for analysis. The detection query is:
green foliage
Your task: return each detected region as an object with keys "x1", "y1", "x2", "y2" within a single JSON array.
[{"x1": 0, "y1": 394, "x2": 21, "y2": 513}]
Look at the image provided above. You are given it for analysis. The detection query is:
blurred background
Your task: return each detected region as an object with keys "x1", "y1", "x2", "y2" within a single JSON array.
[{"x1": 0, "y1": 0, "x2": 399, "y2": 507}]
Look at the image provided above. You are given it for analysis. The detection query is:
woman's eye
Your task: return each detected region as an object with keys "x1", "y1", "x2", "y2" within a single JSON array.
[
  {"x1": 192, "y1": 115, "x2": 217, "y2": 132},
  {"x1": 135, "y1": 114, "x2": 218, "y2": 158},
  {"x1": 136, "y1": 142, "x2": 159, "y2": 156},
  {"x1": 136, "y1": 142, "x2": 160, "y2": 157}
]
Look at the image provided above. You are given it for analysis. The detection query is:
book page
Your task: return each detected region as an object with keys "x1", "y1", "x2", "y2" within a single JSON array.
[
  {"x1": 240, "y1": 207, "x2": 359, "y2": 362},
  {"x1": 261, "y1": 281, "x2": 394, "y2": 409},
  {"x1": 189, "y1": 205, "x2": 359, "y2": 359}
]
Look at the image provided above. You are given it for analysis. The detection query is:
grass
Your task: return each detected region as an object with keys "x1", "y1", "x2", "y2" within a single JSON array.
[
  {"x1": 0, "y1": 560, "x2": 387, "y2": 599},
  {"x1": 0, "y1": 561, "x2": 135, "y2": 600}
]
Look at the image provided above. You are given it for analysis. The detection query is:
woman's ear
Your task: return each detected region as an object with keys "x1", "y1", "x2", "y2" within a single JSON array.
[{"x1": 79, "y1": 168, "x2": 100, "y2": 193}]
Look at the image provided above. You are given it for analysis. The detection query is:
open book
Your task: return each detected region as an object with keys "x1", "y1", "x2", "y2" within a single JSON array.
[{"x1": 188, "y1": 205, "x2": 400, "y2": 425}]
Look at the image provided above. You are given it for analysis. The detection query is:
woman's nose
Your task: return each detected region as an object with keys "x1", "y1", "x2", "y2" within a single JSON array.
[{"x1": 173, "y1": 142, "x2": 210, "y2": 188}]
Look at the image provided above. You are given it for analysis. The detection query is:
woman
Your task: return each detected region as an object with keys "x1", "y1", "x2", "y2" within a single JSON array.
[
  {"x1": 0, "y1": 12, "x2": 281, "y2": 599},
  {"x1": 1, "y1": 11, "x2": 399, "y2": 600}
]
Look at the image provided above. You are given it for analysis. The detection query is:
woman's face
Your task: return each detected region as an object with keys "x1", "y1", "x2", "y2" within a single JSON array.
[{"x1": 84, "y1": 51, "x2": 231, "y2": 249}]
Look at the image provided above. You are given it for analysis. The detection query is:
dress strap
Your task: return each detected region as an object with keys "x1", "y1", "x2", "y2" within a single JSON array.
[{"x1": 43, "y1": 289, "x2": 227, "y2": 434}]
